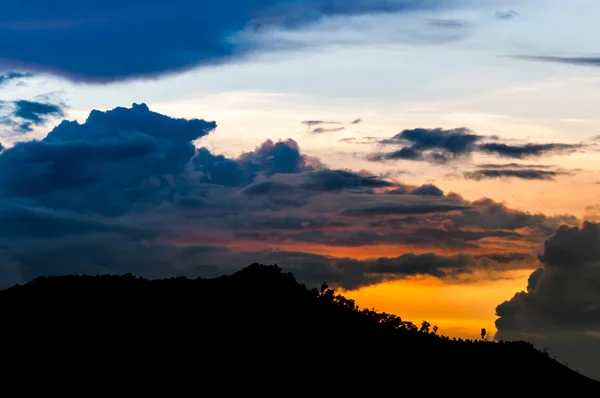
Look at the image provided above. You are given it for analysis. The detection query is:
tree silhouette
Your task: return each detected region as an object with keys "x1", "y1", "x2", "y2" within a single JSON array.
[
  {"x1": 320, "y1": 282, "x2": 329, "y2": 294},
  {"x1": 481, "y1": 328, "x2": 487, "y2": 341}
]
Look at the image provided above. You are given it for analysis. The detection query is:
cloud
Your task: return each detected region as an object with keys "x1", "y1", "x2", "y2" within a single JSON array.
[
  {"x1": 0, "y1": 0, "x2": 450, "y2": 82},
  {"x1": 495, "y1": 10, "x2": 518, "y2": 20},
  {"x1": 0, "y1": 103, "x2": 579, "y2": 296},
  {"x1": 340, "y1": 202, "x2": 469, "y2": 217},
  {"x1": 478, "y1": 143, "x2": 580, "y2": 159},
  {"x1": 311, "y1": 126, "x2": 345, "y2": 134},
  {"x1": 464, "y1": 169, "x2": 564, "y2": 181},
  {"x1": 495, "y1": 222, "x2": 600, "y2": 381},
  {"x1": 408, "y1": 184, "x2": 445, "y2": 196},
  {"x1": 477, "y1": 163, "x2": 555, "y2": 170},
  {"x1": 369, "y1": 127, "x2": 583, "y2": 164},
  {"x1": 0, "y1": 72, "x2": 33, "y2": 86},
  {"x1": 0, "y1": 98, "x2": 66, "y2": 133},
  {"x1": 583, "y1": 205, "x2": 600, "y2": 223},
  {"x1": 242, "y1": 169, "x2": 396, "y2": 197},
  {"x1": 371, "y1": 127, "x2": 483, "y2": 164},
  {"x1": 429, "y1": 18, "x2": 469, "y2": 29},
  {"x1": 381, "y1": 127, "x2": 480, "y2": 154},
  {"x1": 514, "y1": 56, "x2": 600, "y2": 68},
  {"x1": 350, "y1": 118, "x2": 362, "y2": 124},
  {"x1": 0, "y1": 103, "x2": 216, "y2": 213},
  {"x1": 301, "y1": 120, "x2": 341, "y2": 127}
]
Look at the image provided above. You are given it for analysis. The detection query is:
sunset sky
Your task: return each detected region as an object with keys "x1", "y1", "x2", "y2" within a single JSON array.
[{"x1": 1, "y1": 0, "x2": 599, "y2": 380}]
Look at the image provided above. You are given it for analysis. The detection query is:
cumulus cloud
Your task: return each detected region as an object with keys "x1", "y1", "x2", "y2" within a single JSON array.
[
  {"x1": 0, "y1": 103, "x2": 578, "y2": 293},
  {"x1": 0, "y1": 103, "x2": 216, "y2": 213},
  {"x1": 495, "y1": 222, "x2": 600, "y2": 381},
  {"x1": 369, "y1": 127, "x2": 582, "y2": 165},
  {"x1": 0, "y1": 0, "x2": 453, "y2": 81}
]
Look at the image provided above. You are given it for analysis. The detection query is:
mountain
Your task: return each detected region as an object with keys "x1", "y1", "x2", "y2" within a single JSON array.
[{"x1": 0, "y1": 263, "x2": 596, "y2": 392}]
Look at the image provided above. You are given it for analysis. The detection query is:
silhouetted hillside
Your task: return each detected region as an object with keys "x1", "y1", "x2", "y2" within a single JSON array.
[{"x1": 0, "y1": 264, "x2": 597, "y2": 392}]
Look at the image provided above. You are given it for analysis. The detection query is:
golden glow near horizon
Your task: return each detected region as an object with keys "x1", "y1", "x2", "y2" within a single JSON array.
[{"x1": 339, "y1": 270, "x2": 533, "y2": 340}]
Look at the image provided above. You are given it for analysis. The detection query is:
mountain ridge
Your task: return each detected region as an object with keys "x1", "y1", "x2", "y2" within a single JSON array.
[{"x1": 0, "y1": 263, "x2": 597, "y2": 391}]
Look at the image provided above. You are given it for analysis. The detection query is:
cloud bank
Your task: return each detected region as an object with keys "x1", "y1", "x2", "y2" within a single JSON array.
[{"x1": 0, "y1": 103, "x2": 576, "y2": 291}]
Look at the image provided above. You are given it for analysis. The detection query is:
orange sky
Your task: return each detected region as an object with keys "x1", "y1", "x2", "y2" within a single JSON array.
[{"x1": 339, "y1": 270, "x2": 534, "y2": 340}]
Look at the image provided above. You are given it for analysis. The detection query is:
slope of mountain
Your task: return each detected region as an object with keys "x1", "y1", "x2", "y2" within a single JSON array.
[{"x1": 0, "y1": 263, "x2": 596, "y2": 392}]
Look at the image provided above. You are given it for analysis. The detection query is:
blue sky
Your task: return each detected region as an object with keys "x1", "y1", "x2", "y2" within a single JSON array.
[{"x1": 1, "y1": 0, "x2": 600, "y2": 381}]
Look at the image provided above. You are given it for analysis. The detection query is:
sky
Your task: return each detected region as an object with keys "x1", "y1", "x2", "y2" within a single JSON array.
[{"x1": 1, "y1": 0, "x2": 599, "y2": 380}]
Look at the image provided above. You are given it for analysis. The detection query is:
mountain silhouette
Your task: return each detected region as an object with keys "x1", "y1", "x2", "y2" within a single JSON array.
[{"x1": 0, "y1": 263, "x2": 597, "y2": 392}]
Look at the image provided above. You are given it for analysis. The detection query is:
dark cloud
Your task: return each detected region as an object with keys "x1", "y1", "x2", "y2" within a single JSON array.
[
  {"x1": 464, "y1": 169, "x2": 563, "y2": 181},
  {"x1": 311, "y1": 126, "x2": 345, "y2": 134},
  {"x1": 0, "y1": 103, "x2": 580, "y2": 299},
  {"x1": 350, "y1": 118, "x2": 362, "y2": 124},
  {"x1": 0, "y1": 98, "x2": 66, "y2": 133},
  {"x1": 379, "y1": 127, "x2": 481, "y2": 161},
  {"x1": 386, "y1": 183, "x2": 444, "y2": 197},
  {"x1": 0, "y1": 72, "x2": 33, "y2": 86},
  {"x1": 477, "y1": 163, "x2": 555, "y2": 170},
  {"x1": 514, "y1": 56, "x2": 600, "y2": 68},
  {"x1": 370, "y1": 127, "x2": 582, "y2": 164},
  {"x1": 495, "y1": 10, "x2": 518, "y2": 20},
  {"x1": 409, "y1": 184, "x2": 445, "y2": 196},
  {"x1": 478, "y1": 143, "x2": 580, "y2": 159},
  {"x1": 0, "y1": 103, "x2": 216, "y2": 214},
  {"x1": 368, "y1": 146, "x2": 425, "y2": 162},
  {"x1": 496, "y1": 222, "x2": 600, "y2": 381},
  {"x1": 341, "y1": 202, "x2": 468, "y2": 217},
  {"x1": 194, "y1": 138, "x2": 319, "y2": 188},
  {"x1": 372, "y1": 127, "x2": 514, "y2": 164},
  {"x1": 475, "y1": 252, "x2": 534, "y2": 264},
  {"x1": 243, "y1": 169, "x2": 395, "y2": 196},
  {"x1": 0, "y1": 0, "x2": 446, "y2": 82}
]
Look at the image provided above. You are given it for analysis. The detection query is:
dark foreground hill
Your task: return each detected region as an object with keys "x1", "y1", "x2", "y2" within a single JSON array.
[{"x1": 0, "y1": 264, "x2": 597, "y2": 392}]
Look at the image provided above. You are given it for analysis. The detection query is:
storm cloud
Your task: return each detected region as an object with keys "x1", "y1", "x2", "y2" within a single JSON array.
[
  {"x1": 495, "y1": 222, "x2": 600, "y2": 381},
  {"x1": 0, "y1": 104, "x2": 576, "y2": 293}
]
